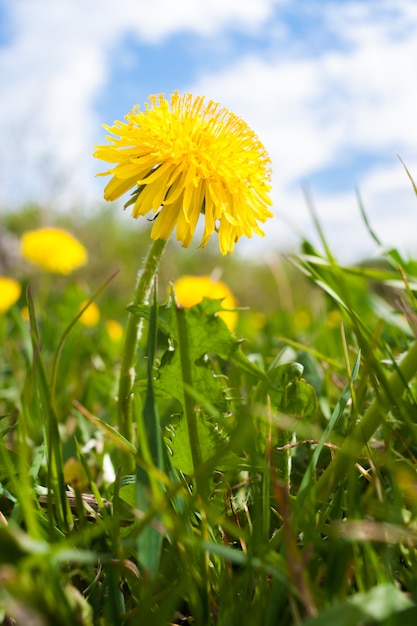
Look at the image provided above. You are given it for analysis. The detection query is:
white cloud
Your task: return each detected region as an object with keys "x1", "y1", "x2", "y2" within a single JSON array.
[
  {"x1": 0, "y1": 0, "x2": 285, "y2": 208},
  {"x1": 186, "y1": 1, "x2": 417, "y2": 260},
  {"x1": 189, "y1": 8, "x2": 417, "y2": 181},
  {"x1": 9, "y1": 0, "x2": 284, "y2": 44}
]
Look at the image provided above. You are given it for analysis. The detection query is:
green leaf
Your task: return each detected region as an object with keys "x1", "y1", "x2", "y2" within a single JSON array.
[
  {"x1": 0, "y1": 525, "x2": 47, "y2": 565},
  {"x1": 135, "y1": 288, "x2": 164, "y2": 579},
  {"x1": 131, "y1": 298, "x2": 267, "y2": 384},
  {"x1": 79, "y1": 410, "x2": 136, "y2": 456},
  {"x1": 303, "y1": 584, "x2": 414, "y2": 626},
  {"x1": 152, "y1": 296, "x2": 266, "y2": 483},
  {"x1": 0, "y1": 447, "x2": 19, "y2": 485},
  {"x1": 168, "y1": 410, "x2": 220, "y2": 475},
  {"x1": 267, "y1": 363, "x2": 318, "y2": 416},
  {"x1": 139, "y1": 288, "x2": 164, "y2": 469}
]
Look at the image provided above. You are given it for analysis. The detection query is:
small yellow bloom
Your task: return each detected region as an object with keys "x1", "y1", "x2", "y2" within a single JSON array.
[
  {"x1": 21, "y1": 306, "x2": 30, "y2": 321},
  {"x1": 173, "y1": 275, "x2": 237, "y2": 330},
  {"x1": 326, "y1": 309, "x2": 343, "y2": 329},
  {"x1": 79, "y1": 300, "x2": 100, "y2": 327},
  {"x1": 105, "y1": 319, "x2": 123, "y2": 342},
  {"x1": 293, "y1": 308, "x2": 312, "y2": 331},
  {"x1": 249, "y1": 311, "x2": 266, "y2": 331},
  {"x1": 21, "y1": 227, "x2": 88, "y2": 274},
  {"x1": 63, "y1": 457, "x2": 89, "y2": 491},
  {"x1": 94, "y1": 91, "x2": 273, "y2": 255},
  {"x1": 0, "y1": 277, "x2": 21, "y2": 313}
]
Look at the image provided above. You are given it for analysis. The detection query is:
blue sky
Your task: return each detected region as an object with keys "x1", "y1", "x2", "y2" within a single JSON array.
[
  {"x1": 97, "y1": 3, "x2": 346, "y2": 120},
  {"x1": 1, "y1": 0, "x2": 417, "y2": 261}
]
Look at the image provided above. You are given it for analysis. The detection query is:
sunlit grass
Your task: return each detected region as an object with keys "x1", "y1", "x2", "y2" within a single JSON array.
[{"x1": 1, "y1": 201, "x2": 417, "y2": 625}]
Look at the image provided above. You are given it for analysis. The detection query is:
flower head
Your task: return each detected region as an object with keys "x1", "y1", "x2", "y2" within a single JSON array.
[
  {"x1": 79, "y1": 300, "x2": 100, "y2": 327},
  {"x1": 21, "y1": 228, "x2": 88, "y2": 274},
  {"x1": 105, "y1": 319, "x2": 123, "y2": 342},
  {"x1": 94, "y1": 92, "x2": 273, "y2": 255},
  {"x1": 0, "y1": 277, "x2": 21, "y2": 314},
  {"x1": 173, "y1": 275, "x2": 237, "y2": 330}
]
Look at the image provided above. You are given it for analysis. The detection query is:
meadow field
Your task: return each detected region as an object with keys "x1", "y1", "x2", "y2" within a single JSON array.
[
  {"x1": 2, "y1": 89, "x2": 417, "y2": 625},
  {"x1": 2, "y1": 194, "x2": 417, "y2": 625}
]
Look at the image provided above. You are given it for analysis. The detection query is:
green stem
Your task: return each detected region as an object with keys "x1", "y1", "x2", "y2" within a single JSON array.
[
  {"x1": 117, "y1": 238, "x2": 167, "y2": 457},
  {"x1": 316, "y1": 340, "x2": 417, "y2": 501}
]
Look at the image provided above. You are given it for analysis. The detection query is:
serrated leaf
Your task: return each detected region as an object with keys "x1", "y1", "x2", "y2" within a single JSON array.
[
  {"x1": 131, "y1": 296, "x2": 268, "y2": 477},
  {"x1": 168, "y1": 413, "x2": 221, "y2": 475},
  {"x1": 143, "y1": 298, "x2": 266, "y2": 415},
  {"x1": 157, "y1": 347, "x2": 228, "y2": 412},
  {"x1": 131, "y1": 298, "x2": 267, "y2": 381}
]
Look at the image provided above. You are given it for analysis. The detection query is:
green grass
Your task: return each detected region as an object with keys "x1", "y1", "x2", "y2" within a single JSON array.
[{"x1": 1, "y1": 201, "x2": 417, "y2": 625}]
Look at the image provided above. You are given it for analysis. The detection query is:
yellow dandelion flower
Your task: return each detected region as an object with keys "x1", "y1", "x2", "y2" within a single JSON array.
[
  {"x1": 326, "y1": 309, "x2": 343, "y2": 329},
  {"x1": 293, "y1": 308, "x2": 312, "y2": 331},
  {"x1": 94, "y1": 91, "x2": 273, "y2": 255},
  {"x1": 21, "y1": 306, "x2": 30, "y2": 321},
  {"x1": 173, "y1": 275, "x2": 237, "y2": 330},
  {"x1": 105, "y1": 319, "x2": 123, "y2": 342},
  {"x1": 0, "y1": 277, "x2": 21, "y2": 314},
  {"x1": 79, "y1": 300, "x2": 100, "y2": 327},
  {"x1": 249, "y1": 311, "x2": 266, "y2": 331},
  {"x1": 63, "y1": 457, "x2": 89, "y2": 491},
  {"x1": 21, "y1": 227, "x2": 88, "y2": 274}
]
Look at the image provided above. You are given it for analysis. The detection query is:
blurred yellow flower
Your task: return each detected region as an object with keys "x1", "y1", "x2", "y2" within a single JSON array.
[
  {"x1": 249, "y1": 311, "x2": 266, "y2": 331},
  {"x1": 0, "y1": 277, "x2": 21, "y2": 313},
  {"x1": 63, "y1": 457, "x2": 89, "y2": 491},
  {"x1": 173, "y1": 275, "x2": 237, "y2": 330},
  {"x1": 326, "y1": 309, "x2": 343, "y2": 329},
  {"x1": 20, "y1": 227, "x2": 88, "y2": 274},
  {"x1": 105, "y1": 319, "x2": 123, "y2": 342},
  {"x1": 293, "y1": 308, "x2": 311, "y2": 331},
  {"x1": 94, "y1": 91, "x2": 273, "y2": 255},
  {"x1": 79, "y1": 300, "x2": 100, "y2": 327},
  {"x1": 21, "y1": 306, "x2": 30, "y2": 321}
]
